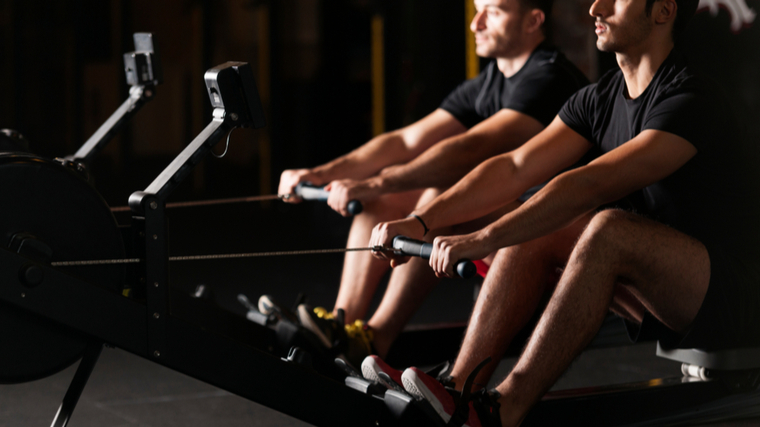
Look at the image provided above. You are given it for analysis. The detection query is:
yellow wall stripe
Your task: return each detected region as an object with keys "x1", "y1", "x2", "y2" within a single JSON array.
[
  {"x1": 465, "y1": 0, "x2": 479, "y2": 79},
  {"x1": 371, "y1": 14, "x2": 385, "y2": 136}
]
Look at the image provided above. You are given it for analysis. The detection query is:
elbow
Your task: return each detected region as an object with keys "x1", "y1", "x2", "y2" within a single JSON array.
[{"x1": 550, "y1": 169, "x2": 611, "y2": 212}]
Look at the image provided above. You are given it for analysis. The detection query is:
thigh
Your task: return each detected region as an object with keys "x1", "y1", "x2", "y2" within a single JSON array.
[{"x1": 589, "y1": 210, "x2": 710, "y2": 334}]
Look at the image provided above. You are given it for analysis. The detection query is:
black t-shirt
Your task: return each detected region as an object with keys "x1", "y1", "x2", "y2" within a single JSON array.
[
  {"x1": 559, "y1": 50, "x2": 760, "y2": 259},
  {"x1": 440, "y1": 44, "x2": 589, "y2": 128}
]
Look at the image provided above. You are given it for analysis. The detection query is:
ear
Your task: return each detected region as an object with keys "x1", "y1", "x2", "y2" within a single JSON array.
[
  {"x1": 524, "y1": 9, "x2": 546, "y2": 34},
  {"x1": 654, "y1": 0, "x2": 677, "y2": 26}
]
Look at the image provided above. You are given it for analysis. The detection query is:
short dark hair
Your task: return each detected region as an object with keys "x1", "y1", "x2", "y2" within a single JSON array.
[
  {"x1": 518, "y1": 0, "x2": 553, "y2": 35},
  {"x1": 645, "y1": 0, "x2": 699, "y2": 36}
]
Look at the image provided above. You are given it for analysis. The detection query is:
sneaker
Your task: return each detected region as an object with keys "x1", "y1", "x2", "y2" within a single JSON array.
[
  {"x1": 298, "y1": 305, "x2": 341, "y2": 348},
  {"x1": 257, "y1": 294, "x2": 299, "y2": 324},
  {"x1": 401, "y1": 367, "x2": 483, "y2": 427},
  {"x1": 343, "y1": 319, "x2": 374, "y2": 365},
  {"x1": 361, "y1": 355, "x2": 403, "y2": 389}
]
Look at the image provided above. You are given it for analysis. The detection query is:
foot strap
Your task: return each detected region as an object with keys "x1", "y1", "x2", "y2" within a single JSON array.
[{"x1": 446, "y1": 357, "x2": 492, "y2": 427}]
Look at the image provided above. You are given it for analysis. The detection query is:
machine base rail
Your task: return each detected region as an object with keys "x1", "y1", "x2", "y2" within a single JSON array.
[{"x1": 3, "y1": 247, "x2": 760, "y2": 427}]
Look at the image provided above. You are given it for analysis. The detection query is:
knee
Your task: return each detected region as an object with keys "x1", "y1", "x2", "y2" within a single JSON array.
[{"x1": 577, "y1": 209, "x2": 636, "y2": 254}]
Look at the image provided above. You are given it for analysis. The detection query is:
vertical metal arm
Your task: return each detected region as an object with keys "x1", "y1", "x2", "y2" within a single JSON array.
[
  {"x1": 70, "y1": 85, "x2": 155, "y2": 163},
  {"x1": 69, "y1": 33, "x2": 162, "y2": 164}
]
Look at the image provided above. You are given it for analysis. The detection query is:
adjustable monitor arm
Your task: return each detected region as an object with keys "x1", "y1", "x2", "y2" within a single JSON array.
[
  {"x1": 69, "y1": 33, "x2": 163, "y2": 164},
  {"x1": 125, "y1": 62, "x2": 265, "y2": 362}
]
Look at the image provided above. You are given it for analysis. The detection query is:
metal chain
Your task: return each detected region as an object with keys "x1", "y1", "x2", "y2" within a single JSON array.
[
  {"x1": 50, "y1": 246, "x2": 397, "y2": 267},
  {"x1": 110, "y1": 194, "x2": 286, "y2": 213}
]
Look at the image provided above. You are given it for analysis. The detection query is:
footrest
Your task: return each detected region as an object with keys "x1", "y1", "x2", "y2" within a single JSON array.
[
  {"x1": 656, "y1": 342, "x2": 760, "y2": 370},
  {"x1": 384, "y1": 390, "x2": 446, "y2": 426}
]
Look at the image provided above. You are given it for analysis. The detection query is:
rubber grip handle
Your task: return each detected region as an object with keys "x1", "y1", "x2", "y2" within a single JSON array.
[
  {"x1": 391, "y1": 236, "x2": 476, "y2": 279},
  {"x1": 294, "y1": 182, "x2": 363, "y2": 215}
]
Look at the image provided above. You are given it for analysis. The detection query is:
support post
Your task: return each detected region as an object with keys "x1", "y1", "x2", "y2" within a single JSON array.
[{"x1": 50, "y1": 342, "x2": 103, "y2": 427}]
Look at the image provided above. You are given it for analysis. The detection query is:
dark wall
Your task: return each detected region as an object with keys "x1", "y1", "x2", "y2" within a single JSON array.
[{"x1": 0, "y1": 0, "x2": 468, "y2": 208}]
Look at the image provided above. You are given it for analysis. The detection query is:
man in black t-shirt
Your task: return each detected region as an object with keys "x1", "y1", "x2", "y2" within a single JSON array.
[
  {"x1": 275, "y1": 0, "x2": 588, "y2": 366},
  {"x1": 370, "y1": 0, "x2": 760, "y2": 425}
]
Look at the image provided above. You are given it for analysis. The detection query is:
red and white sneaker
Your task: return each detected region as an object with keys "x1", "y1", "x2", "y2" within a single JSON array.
[
  {"x1": 401, "y1": 367, "x2": 482, "y2": 427},
  {"x1": 361, "y1": 355, "x2": 403, "y2": 389}
]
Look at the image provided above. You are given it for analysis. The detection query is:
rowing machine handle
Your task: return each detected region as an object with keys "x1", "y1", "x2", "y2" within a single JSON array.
[
  {"x1": 391, "y1": 236, "x2": 476, "y2": 279},
  {"x1": 294, "y1": 182, "x2": 363, "y2": 215}
]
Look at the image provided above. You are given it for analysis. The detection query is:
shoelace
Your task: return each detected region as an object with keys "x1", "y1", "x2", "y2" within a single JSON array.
[{"x1": 345, "y1": 320, "x2": 374, "y2": 354}]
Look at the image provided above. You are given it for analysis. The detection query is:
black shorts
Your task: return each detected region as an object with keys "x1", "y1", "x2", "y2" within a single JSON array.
[{"x1": 626, "y1": 244, "x2": 760, "y2": 351}]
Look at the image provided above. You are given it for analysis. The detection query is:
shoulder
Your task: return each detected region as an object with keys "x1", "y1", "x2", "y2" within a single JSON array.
[
  {"x1": 522, "y1": 44, "x2": 590, "y2": 88},
  {"x1": 651, "y1": 53, "x2": 701, "y2": 98},
  {"x1": 571, "y1": 68, "x2": 623, "y2": 106}
]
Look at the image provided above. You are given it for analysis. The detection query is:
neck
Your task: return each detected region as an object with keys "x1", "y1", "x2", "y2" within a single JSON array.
[
  {"x1": 616, "y1": 37, "x2": 674, "y2": 99},
  {"x1": 496, "y1": 35, "x2": 545, "y2": 78}
]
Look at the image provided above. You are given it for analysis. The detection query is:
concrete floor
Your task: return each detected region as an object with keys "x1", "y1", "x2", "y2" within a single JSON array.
[{"x1": 3, "y1": 340, "x2": 760, "y2": 426}]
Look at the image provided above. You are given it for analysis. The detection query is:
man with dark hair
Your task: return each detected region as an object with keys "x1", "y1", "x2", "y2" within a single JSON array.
[
  {"x1": 369, "y1": 0, "x2": 760, "y2": 425},
  {"x1": 274, "y1": 0, "x2": 589, "y2": 368}
]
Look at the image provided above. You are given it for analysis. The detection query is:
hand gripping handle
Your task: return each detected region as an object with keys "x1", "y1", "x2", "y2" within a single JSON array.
[
  {"x1": 391, "y1": 236, "x2": 476, "y2": 279},
  {"x1": 294, "y1": 182, "x2": 363, "y2": 215}
]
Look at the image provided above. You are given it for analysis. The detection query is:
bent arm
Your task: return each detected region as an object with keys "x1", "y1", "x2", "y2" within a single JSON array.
[
  {"x1": 414, "y1": 117, "x2": 592, "y2": 231},
  {"x1": 475, "y1": 128, "x2": 698, "y2": 252},
  {"x1": 375, "y1": 109, "x2": 545, "y2": 193}
]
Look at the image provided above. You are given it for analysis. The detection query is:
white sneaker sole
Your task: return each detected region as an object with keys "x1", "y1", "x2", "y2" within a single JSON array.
[
  {"x1": 361, "y1": 358, "x2": 382, "y2": 384},
  {"x1": 401, "y1": 369, "x2": 452, "y2": 424},
  {"x1": 258, "y1": 295, "x2": 276, "y2": 315},
  {"x1": 361, "y1": 357, "x2": 400, "y2": 389}
]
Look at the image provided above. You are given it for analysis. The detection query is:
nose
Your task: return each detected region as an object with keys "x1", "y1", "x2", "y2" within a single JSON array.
[
  {"x1": 470, "y1": 9, "x2": 486, "y2": 33},
  {"x1": 589, "y1": 0, "x2": 607, "y2": 18}
]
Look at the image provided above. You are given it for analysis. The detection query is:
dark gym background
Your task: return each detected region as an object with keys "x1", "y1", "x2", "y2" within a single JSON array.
[{"x1": 1, "y1": 0, "x2": 759, "y2": 426}]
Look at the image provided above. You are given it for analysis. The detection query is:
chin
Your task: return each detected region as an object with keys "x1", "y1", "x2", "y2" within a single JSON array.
[
  {"x1": 596, "y1": 38, "x2": 614, "y2": 52},
  {"x1": 475, "y1": 46, "x2": 493, "y2": 58}
]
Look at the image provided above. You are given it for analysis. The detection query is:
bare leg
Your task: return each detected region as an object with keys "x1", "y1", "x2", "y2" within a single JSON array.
[
  {"x1": 495, "y1": 210, "x2": 710, "y2": 427},
  {"x1": 333, "y1": 190, "x2": 423, "y2": 322},
  {"x1": 369, "y1": 197, "x2": 524, "y2": 357},
  {"x1": 448, "y1": 214, "x2": 593, "y2": 389},
  {"x1": 368, "y1": 188, "x2": 444, "y2": 357}
]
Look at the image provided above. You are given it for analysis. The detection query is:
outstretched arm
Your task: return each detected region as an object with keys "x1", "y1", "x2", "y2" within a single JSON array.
[
  {"x1": 370, "y1": 117, "x2": 590, "y2": 260},
  {"x1": 327, "y1": 109, "x2": 544, "y2": 215},
  {"x1": 429, "y1": 128, "x2": 698, "y2": 277},
  {"x1": 277, "y1": 109, "x2": 465, "y2": 200}
]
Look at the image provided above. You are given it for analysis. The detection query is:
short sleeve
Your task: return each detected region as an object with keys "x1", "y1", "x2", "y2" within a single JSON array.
[
  {"x1": 558, "y1": 84, "x2": 597, "y2": 144},
  {"x1": 439, "y1": 70, "x2": 489, "y2": 128},
  {"x1": 643, "y1": 90, "x2": 714, "y2": 151},
  {"x1": 504, "y1": 69, "x2": 587, "y2": 127}
]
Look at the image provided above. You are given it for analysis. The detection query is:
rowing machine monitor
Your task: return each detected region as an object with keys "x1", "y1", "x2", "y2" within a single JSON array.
[
  {"x1": 391, "y1": 236, "x2": 476, "y2": 279},
  {"x1": 205, "y1": 62, "x2": 265, "y2": 129},
  {"x1": 124, "y1": 33, "x2": 162, "y2": 86},
  {"x1": 294, "y1": 182, "x2": 363, "y2": 215}
]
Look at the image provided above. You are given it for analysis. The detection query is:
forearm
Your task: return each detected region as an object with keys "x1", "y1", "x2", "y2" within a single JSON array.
[
  {"x1": 377, "y1": 134, "x2": 500, "y2": 193},
  {"x1": 479, "y1": 170, "x2": 602, "y2": 252},
  {"x1": 376, "y1": 110, "x2": 544, "y2": 195},
  {"x1": 308, "y1": 131, "x2": 414, "y2": 184},
  {"x1": 413, "y1": 154, "x2": 529, "y2": 231}
]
